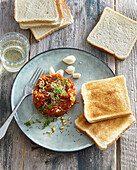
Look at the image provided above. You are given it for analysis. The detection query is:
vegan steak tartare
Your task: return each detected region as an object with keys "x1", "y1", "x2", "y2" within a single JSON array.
[{"x1": 33, "y1": 74, "x2": 76, "y2": 117}]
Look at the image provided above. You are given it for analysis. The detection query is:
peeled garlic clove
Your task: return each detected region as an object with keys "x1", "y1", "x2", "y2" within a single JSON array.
[
  {"x1": 65, "y1": 66, "x2": 75, "y2": 74},
  {"x1": 56, "y1": 69, "x2": 64, "y2": 76},
  {"x1": 63, "y1": 55, "x2": 76, "y2": 64},
  {"x1": 49, "y1": 66, "x2": 55, "y2": 74},
  {"x1": 73, "y1": 73, "x2": 81, "y2": 79}
]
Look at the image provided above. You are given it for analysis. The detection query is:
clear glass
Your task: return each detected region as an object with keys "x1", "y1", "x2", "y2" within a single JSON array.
[{"x1": 0, "y1": 32, "x2": 30, "y2": 72}]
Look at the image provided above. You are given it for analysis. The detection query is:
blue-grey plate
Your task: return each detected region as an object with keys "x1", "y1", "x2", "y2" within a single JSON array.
[{"x1": 11, "y1": 48, "x2": 114, "y2": 152}]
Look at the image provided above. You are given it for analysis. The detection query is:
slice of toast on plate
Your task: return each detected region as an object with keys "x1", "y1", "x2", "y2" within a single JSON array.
[
  {"x1": 81, "y1": 76, "x2": 132, "y2": 123},
  {"x1": 75, "y1": 113, "x2": 136, "y2": 150}
]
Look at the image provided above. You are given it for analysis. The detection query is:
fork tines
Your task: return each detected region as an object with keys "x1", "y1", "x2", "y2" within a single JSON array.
[{"x1": 28, "y1": 67, "x2": 45, "y2": 88}]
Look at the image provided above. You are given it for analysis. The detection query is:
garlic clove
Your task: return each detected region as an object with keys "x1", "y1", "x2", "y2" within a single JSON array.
[
  {"x1": 65, "y1": 66, "x2": 75, "y2": 75},
  {"x1": 56, "y1": 69, "x2": 64, "y2": 76},
  {"x1": 73, "y1": 73, "x2": 81, "y2": 79},
  {"x1": 49, "y1": 66, "x2": 55, "y2": 74},
  {"x1": 62, "y1": 55, "x2": 76, "y2": 64}
]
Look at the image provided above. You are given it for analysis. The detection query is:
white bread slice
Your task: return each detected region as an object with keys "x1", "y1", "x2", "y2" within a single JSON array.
[
  {"x1": 87, "y1": 7, "x2": 137, "y2": 60},
  {"x1": 14, "y1": 0, "x2": 59, "y2": 23},
  {"x1": 75, "y1": 113, "x2": 136, "y2": 150},
  {"x1": 81, "y1": 76, "x2": 132, "y2": 123},
  {"x1": 30, "y1": 1, "x2": 73, "y2": 41},
  {"x1": 19, "y1": 0, "x2": 64, "y2": 29}
]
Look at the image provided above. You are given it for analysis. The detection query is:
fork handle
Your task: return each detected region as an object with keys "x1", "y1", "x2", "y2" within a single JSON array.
[{"x1": 0, "y1": 95, "x2": 27, "y2": 140}]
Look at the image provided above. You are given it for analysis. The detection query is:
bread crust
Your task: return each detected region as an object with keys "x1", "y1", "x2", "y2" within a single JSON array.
[
  {"x1": 81, "y1": 76, "x2": 132, "y2": 123},
  {"x1": 87, "y1": 7, "x2": 137, "y2": 60},
  {"x1": 30, "y1": 0, "x2": 73, "y2": 41},
  {"x1": 19, "y1": 0, "x2": 64, "y2": 29},
  {"x1": 14, "y1": 0, "x2": 59, "y2": 23},
  {"x1": 75, "y1": 113, "x2": 136, "y2": 150}
]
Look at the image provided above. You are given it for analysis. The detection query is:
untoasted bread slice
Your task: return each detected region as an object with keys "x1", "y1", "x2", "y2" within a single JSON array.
[
  {"x1": 15, "y1": 0, "x2": 59, "y2": 23},
  {"x1": 75, "y1": 113, "x2": 136, "y2": 150},
  {"x1": 19, "y1": 0, "x2": 64, "y2": 29},
  {"x1": 87, "y1": 7, "x2": 137, "y2": 60},
  {"x1": 81, "y1": 76, "x2": 132, "y2": 123},
  {"x1": 30, "y1": 1, "x2": 73, "y2": 41}
]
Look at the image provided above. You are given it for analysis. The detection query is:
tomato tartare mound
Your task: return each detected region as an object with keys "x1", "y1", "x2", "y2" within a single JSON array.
[{"x1": 33, "y1": 74, "x2": 76, "y2": 117}]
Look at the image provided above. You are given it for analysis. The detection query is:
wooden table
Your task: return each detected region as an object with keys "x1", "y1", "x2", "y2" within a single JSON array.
[{"x1": 0, "y1": 0, "x2": 137, "y2": 169}]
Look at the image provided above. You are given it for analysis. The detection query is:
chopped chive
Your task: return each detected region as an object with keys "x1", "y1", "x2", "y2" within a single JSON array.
[{"x1": 70, "y1": 97, "x2": 73, "y2": 101}]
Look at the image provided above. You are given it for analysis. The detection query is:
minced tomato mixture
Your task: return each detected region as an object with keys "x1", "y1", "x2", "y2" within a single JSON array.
[{"x1": 33, "y1": 74, "x2": 76, "y2": 117}]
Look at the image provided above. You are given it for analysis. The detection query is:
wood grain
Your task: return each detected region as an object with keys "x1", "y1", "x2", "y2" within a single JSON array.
[
  {"x1": 116, "y1": 0, "x2": 137, "y2": 169},
  {"x1": 2, "y1": 0, "x2": 137, "y2": 169},
  {"x1": 0, "y1": 0, "x2": 30, "y2": 169}
]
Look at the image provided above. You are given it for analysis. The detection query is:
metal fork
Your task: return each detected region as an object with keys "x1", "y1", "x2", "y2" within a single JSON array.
[{"x1": 0, "y1": 67, "x2": 45, "y2": 140}]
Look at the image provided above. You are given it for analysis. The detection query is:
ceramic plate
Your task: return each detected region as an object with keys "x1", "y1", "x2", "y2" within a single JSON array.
[{"x1": 11, "y1": 48, "x2": 114, "y2": 152}]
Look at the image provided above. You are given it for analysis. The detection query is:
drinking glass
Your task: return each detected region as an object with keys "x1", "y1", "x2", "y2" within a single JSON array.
[{"x1": 0, "y1": 32, "x2": 30, "y2": 72}]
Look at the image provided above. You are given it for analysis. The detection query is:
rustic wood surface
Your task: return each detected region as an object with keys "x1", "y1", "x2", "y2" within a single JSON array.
[{"x1": 0, "y1": 0, "x2": 136, "y2": 170}]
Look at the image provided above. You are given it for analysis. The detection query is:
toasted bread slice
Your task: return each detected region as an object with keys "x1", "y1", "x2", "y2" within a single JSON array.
[
  {"x1": 81, "y1": 76, "x2": 132, "y2": 123},
  {"x1": 15, "y1": 0, "x2": 59, "y2": 23},
  {"x1": 75, "y1": 113, "x2": 136, "y2": 150},
  {"x1": 19, "y1": 0, "x2": 64, "y2": 29},
  {"x1": 87, "y1": 7, "x2": 137, "y2": 60},
  {"x1": 30, "y1": 1, "x2": 73, "y2": 41}
]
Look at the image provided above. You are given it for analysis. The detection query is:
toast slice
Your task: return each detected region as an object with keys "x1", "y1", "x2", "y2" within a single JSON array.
[
  {"x1": 75, "y1": 113, "x2": 136, "y2": 150},
  {"x1": 19, "y1": 0, "x2": 64, "y2": 29},
  {"x1": 87, "y1": 7, "x2": 137, "y2": 60},
  {"x1": 30, "y1": 1, "x2": 73, "y2": 41},
  {"x1": 81, "y1": 76, "x2": 132, "y2": 123},
  {"x1": 14, "y1": 0, "x2": 59, "y2": 23}
]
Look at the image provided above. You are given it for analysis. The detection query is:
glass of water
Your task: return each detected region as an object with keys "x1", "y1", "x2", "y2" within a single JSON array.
[{"x1": 0, "y1": 32, "x2": 30, "y2": 72}]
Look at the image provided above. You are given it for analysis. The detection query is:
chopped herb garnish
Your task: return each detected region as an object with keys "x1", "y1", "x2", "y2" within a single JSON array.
[
  {"x1": 24, "y1": 115, "x2": 35, "y2": 127},
  {"x1": 48, "y1": 102, "x2": 55, "y2": 109},
  {"x1": 47, "y1": 87, "x2": 51, "y2": 91},
  {"x1": 56, "y1": 95, "x2": 60, "y2": 100},
  {"x1": 24, "y1": 121, "x2": 31, "y2": 127},
  {"x1": 31, "y1": 120, "x2": 35, "y2": 124},
  {"x1": 70, "y1": 97, "x2": 73, "y2": 101},
  {"x1": 36, "y1": 119, "x2": 41, "y2": 123},
  {"x1": 27, "y1": 126, "x2": 33, "y2": 131},
  {"x1": 38, "y1": 106, "x2": 46, "y2": 113},
  {"x1": 66, "y1": 93, "x2": 69, "y2": 97},
  {"x1": 55, "y1": 77, "x2": 60, "y2": 81},
  {"x1": 53, "y1": 84, "x2": 63, "y2": 94},
  {"x1": 42, "y1": 119, "x2": 51, "y2": 129},
  {"x1": 63, "y1": 79, "x2": 68, "y2": 85}
]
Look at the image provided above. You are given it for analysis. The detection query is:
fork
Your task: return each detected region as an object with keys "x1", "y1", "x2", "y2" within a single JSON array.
[{"x1": 0, "y1": 67, "x2": 45, "y2": 140}]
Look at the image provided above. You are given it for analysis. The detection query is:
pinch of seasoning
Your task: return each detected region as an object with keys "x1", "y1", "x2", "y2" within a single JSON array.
[
  {"x1": 59, "y1": 126, "x2": 64, "y2": 130},
  {"x1": 43, "y1": 132, "x2": 46, "y2": 135},
  {"x1": 69, "y1": 122, "x2": 72, "y2": 124},
  {"x1": 38, "y1": 126, "x2": 41, "y2": 129},
  {"x1": 46, "y1": 131, "x2": 52, "y2": 135},
  {"x1": 63, "y1": 122, "x2": 67, "y2": 126},
  {"x1": 62, "y1": 119, "x2": 66, "y2": 123},
  {"x1": 51, "y1": 127, "x2": 56, "y2": 133},
  {"x1": 57, "y1": 116, "x2": 60, "y2": 120},
  {"x1": 61, "y1": 116, "x2": 65, "y2": 120},
  {"x1": 68, "y1": 117, "x2": 71, "y2": 121}
]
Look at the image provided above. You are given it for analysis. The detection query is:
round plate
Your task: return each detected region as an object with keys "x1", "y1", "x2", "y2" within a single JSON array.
[{"x1": 11, "y1": 48, "x2": 114, "y2": 152}]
